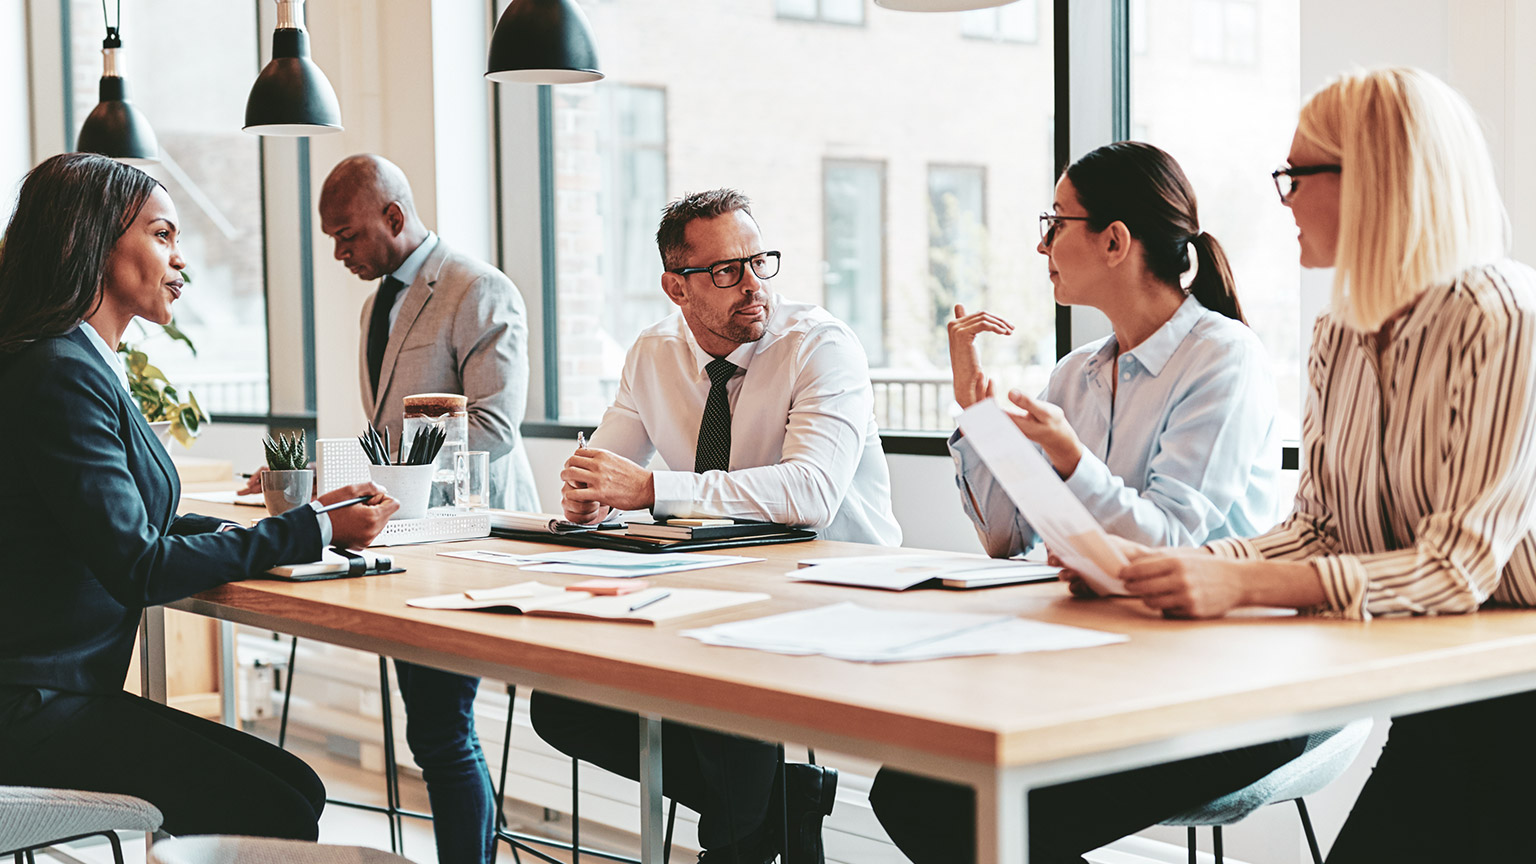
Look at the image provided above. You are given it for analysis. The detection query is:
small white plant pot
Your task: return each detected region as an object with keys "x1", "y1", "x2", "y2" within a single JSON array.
[
  {"x1": 262, "y1": 469, "x2": 314, "y2": 516},
  {"x1": 367, "y1": 463, "x2": 435, "y2": 521}
]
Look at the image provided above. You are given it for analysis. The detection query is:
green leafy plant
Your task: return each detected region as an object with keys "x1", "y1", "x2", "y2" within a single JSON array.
[
  {"x1": 262, "y1": 431, "x2": 308, "y2": 471},
  {"x1": 117, "y1": 299, "x2": 209, "y2": 448}
]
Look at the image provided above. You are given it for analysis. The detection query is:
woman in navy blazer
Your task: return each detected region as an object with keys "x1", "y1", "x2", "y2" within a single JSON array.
[{"x1": 0, "y1": 154, "x2": 397, "y2": 839}]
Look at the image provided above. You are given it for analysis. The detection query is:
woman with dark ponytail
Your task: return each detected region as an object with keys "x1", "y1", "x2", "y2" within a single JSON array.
[
  {"x1": 944, "y1": 140, "x2": 1279, "y2": 563},
  {"x1": 870, "y1": 142, "x2": 1298, "y2": 863}
]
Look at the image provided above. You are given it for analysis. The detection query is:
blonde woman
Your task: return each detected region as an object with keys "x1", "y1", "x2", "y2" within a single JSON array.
[{"x1": 1116, "y1": 67, "x2": 1536, "y2": 861}]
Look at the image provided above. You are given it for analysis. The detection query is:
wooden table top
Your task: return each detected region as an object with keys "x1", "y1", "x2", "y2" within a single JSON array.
[{"x1": 176, "y1": 499, "x2": 1536, "y2": 775}]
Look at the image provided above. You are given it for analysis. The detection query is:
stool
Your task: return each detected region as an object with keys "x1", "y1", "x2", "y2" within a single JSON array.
[{"x1": 1161, "y1": 718, "x2": 1374, "y2": 864}]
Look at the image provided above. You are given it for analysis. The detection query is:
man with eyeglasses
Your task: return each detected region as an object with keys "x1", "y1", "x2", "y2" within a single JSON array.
[{"x1": 532, "y1": 188, "x2": 900, "y2": 863}]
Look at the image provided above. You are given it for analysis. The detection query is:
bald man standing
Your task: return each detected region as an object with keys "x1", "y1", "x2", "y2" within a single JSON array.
[{"x1": 321, "y1": 154, "x2": 535, "y2": 864}]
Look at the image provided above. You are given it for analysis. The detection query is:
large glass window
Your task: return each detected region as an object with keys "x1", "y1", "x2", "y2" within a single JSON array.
[
  {"x1": 67, "y1": 0, "x2": 269, "y2": 415},
  {"x1": 549, "y1": 0, "x2": 1057, "y2": 431},
  {"x1": 960, "y1": 0, "x2": 1040, "y2": 43},
  {"x1": 1131, "y1": 0, "x2": 1301, "y2": 441},
  {"x1": 823, "y1": 159, "x2": 886, "y2": 365}
]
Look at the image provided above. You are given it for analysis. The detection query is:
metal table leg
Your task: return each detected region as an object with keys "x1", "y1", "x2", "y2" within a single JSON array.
[{"x1": 638, "y1": 715, "x2": 664, "y2": 864}]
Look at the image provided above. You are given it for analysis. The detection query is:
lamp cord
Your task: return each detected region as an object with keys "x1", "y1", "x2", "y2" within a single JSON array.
[{"x1": 100, "y1": 0, "x2": 121, "y2": 36}]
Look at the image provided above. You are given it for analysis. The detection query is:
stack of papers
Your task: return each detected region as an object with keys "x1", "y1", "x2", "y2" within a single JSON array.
[
  {"x1": 439, "y1": 548, "x2": 762, "y2": 577},
  {"x1": 790, "y1": 554, "x2": 1060, "y2": 590},
  {"x1": 682, "y1": 602, "x2": 1126, "y2": 662},
  {"x1": 407, "y1": 580, "x2": 768, "y2": 625},
  {"x1": 487, "y1": 510, "x2": 622, "y2": 534}
]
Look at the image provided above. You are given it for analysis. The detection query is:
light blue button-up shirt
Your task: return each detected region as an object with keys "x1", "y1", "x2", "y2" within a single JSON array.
[{"x1": 951, "y1": 295, "x2": 1280, "y2": 558}]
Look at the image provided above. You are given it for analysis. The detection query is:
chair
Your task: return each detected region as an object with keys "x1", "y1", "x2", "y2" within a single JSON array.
[
  {"x1": 0, "y1": 786, "x2": 163, "y2": 864},
  {"x1": 1161, "y1": 718, "x2": 1374, "y2": 864},
  {"x1": 147, "y1": 835, "x2": 412, "y2": 864}
]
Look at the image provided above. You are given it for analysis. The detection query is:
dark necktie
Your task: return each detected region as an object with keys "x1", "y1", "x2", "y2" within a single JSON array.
[
  {"x1": 694, "y1": 358, "x2": 738, "y2": 473},
  {"x1": 367, "y1": 275, "x2": 407, "y2": 394}
]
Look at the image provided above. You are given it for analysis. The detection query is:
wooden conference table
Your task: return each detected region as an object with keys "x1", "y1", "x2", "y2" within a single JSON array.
[{"x1": 143, "y1": 501, "x2": 1536, "y2": 863}]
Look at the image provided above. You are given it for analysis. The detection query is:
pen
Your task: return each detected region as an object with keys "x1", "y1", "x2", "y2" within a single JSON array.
[
  {"x1": 576, "y1": 431, "x2": 587, "y2": 450},
  {"x1": 239, "y1": 472, "x2": 254, "y2": 479},
  {"x1": 627, "y1": 590, "x2": 670, "y2": 612},
  {"x1": 313, "y1": 495, "x2": 371, "y2": 515}
]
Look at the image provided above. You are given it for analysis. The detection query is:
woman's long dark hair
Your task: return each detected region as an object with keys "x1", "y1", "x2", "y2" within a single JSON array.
[
  {"x1": 0, "y1": 153, "x2": 159, "y2": 355},
  {"x1": 1065, "y1": 141, "x2": 1246, "y2": 324}
]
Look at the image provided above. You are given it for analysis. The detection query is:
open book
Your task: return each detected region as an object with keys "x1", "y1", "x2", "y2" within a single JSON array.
[
  {"x1": 406, "y1": 581, "x2": 768, "y2": 625},
  {"x1": 486, "y1": 510, "x2": 625, "y2": 534}
]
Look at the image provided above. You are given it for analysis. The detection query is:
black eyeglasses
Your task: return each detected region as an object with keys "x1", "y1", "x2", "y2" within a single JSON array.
[
  {"x1": 1039, "y1": 212, "x2": 1092, "y2": 247},
  {"x1": 1271, "y1": 164, "x2": 1341, "y2": 204},
  {"x1": 669, "y1": 251, "x2": 781, "y2": 289}
]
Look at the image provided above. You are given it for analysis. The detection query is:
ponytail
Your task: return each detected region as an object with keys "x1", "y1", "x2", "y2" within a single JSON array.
[{"x1": 1189, "y1": 231, "x2": 1245, "y2": 324}]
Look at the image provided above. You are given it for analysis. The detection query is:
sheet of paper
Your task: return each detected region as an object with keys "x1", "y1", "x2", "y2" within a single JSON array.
[
  {"x1": 439, "y1": 549, "x2": 549, "y2": 567},
  {"x1": 682, "y1": 602, "x2": 1126, "y2": 662},
  {"x1": 787, "y1": 554, "x2": 1052, "y2": 591},
  {"x1": 956, "y1": 400, "x2": 1130, "y2": 595},
  {"x1": 182, "y1": 490, "x2": 265, "y2": 507}
]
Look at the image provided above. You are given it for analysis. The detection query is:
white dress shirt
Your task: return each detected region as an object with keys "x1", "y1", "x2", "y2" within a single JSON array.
[
  {"x1": 952, "y1": 295, "x2": 1280, "y2": 557},
  {"x1": 588, "y1": 295, "x2": 902, "y2": 546}
]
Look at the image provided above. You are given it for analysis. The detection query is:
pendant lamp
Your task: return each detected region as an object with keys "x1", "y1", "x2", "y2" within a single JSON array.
[
  {"x1": 76, "y1": 3, "x2": 159, "y2": 165},
  {"x1": 244, "y1": 0, "x2": 343, "y2": 136},
  {"x1": 485, "y1": 0, "x2": 603, "y2": 85},
  {"x1": 874, "y1": 0, "x2": 1018, "y2": 10}
]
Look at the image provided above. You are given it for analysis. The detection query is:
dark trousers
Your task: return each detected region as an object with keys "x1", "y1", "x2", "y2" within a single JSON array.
[
  {"x1": 529, "y1": 691, "x2": 780, "y2": 849},
  {"x1": 1327, "y1": 689, "x2": 1536, "y2": 863},
  {"x1": 869, "y1": 735, "x2": 1307, "y2": 864},
  {"x1": 393, "y1": 661, "x2": 495, "y2": 864},
  {"x1": 0, "y1": 686, "x2": 324, "y2": 839}
]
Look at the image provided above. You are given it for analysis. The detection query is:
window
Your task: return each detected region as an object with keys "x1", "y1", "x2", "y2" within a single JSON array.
[
  {"x1": 823, "y1": 159, "x2": 886, "y2": 365},
  {"x1": 776, "y1": 0, "x2": 865, "y2": 26},
  {"x1": 960, "y1": 0, "x2": 1040, "y2": 44},
  {"x1": 1190, "y1": 0, "x2": 1259, "y2": 66},
  {"x1": 67, "y1": 0, "x2": 269, "y2": 415},
  {"x1": 1132, "y1": 0, "x2": 1301, "y2": 444},
  {"x1": 544, "y1": 1, "x2": 1058, "y2": 432}
]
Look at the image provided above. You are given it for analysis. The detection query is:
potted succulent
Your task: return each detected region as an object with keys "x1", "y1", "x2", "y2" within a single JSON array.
[
  {"x1": 118, "y1": 312, "x2": 209, "y2": 449},
  {"x1": 261, "y1": 431, "x2": 313, "y2": 515}
]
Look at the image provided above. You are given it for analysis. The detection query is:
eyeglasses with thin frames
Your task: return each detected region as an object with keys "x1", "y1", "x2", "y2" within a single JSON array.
[
  {"x1": 668, "y1": 251, "x2": 781, "y2": 289},
  {"x1": 1039, "y1": 212, "x2": 1092, "y2": 248},
  {"x1": 1271, "y1": 164, "x2": 1341, "y2": 204}
]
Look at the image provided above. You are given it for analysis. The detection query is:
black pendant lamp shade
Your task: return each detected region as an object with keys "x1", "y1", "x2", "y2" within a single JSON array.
[
  {"x1": 244, "y1": 0, "x2": 343, "y2": 136},
  {"x1": 485, "y1": 0, "x2": 603, "y2": 85},
  {"x1": 76, "y1": 28, "x2": 159, "y2": 165}
]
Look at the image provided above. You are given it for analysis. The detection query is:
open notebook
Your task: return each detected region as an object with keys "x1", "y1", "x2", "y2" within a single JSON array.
[{"x1": 406, "y1": 581, "x2": 768, "y2": 625}]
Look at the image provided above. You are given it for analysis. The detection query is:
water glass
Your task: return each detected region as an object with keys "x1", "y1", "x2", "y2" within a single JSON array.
[{"x1": 455, "y1": 450, "x2": 490, "y2": 509}]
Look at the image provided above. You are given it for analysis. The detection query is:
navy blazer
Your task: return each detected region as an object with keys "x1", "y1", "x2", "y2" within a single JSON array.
[{"x1": 0, "y1": 328, "x2": 322, "y2": 695}]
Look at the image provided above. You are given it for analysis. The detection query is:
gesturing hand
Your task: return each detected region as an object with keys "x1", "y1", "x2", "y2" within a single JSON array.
[
  {"x1": 561, "y1": 448, "x2": 656, "y2": 513},
  {"x1": 948, "y1": 304, "x2": 1014, "y2": 409},
  {"x1": 1001, "y1": 388, "x2": 1086, "y2": 479},
  {"x1": 1119, "y1": 551, "x2": 1245, "y2": 619}
]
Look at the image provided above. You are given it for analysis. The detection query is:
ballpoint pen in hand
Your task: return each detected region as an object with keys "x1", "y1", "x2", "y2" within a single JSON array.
[
  {"x1": 576, "y1": 431, "x2": 587, "y2": 450},
  {"x1": 628, "y1": 590, "x2": 671, "y2": 612},
  {"x1": 313, "y1": 495, "x2": 371, "y2": 515}
]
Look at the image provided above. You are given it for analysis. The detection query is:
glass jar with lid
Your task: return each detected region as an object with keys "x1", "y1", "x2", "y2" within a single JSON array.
[{"x1": 402, "y1": 393, "x2": 468, "y2": 509}]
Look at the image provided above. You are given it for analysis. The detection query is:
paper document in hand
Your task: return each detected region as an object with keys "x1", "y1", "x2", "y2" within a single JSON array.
[
  {"x1": 681, "y1": 602, "x2": 1126, "y2": 662},
  {"x1": 956, "y1": 400, "x2": 1130, "y2": 595}
]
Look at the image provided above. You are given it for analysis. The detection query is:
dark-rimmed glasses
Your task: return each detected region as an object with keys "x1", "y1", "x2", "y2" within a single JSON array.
[
  {"x1": 1271, "y1": 164, "x2": 1341, "y2": 204},
  {"x1": 668, "y1": 251, "x2": 781, "y2": 289},
  {"x1": 1039, "y1": 212, "x2": 1092, "y2": 247}
]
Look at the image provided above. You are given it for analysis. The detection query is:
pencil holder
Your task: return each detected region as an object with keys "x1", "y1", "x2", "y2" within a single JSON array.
[{"x1": 367, "y1": 463, "x2": 434, "y2": 520}]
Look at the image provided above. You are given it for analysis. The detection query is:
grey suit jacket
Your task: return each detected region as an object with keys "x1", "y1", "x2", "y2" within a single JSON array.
[{"x1": 359, "y1": 238, "x2": 539, "y2": 511}]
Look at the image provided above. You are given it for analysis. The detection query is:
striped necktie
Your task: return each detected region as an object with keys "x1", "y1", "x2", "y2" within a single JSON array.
[{"x1": 694, "y1": 358, "x2": 738, "y2": 473}]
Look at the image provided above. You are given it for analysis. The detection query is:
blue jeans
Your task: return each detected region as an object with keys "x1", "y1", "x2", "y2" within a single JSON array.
[{"x1": 394, "y1": 661, "x2": 494, "y2": 864}]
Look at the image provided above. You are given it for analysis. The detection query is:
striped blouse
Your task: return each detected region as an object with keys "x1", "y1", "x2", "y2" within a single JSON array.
[{"x1": 1207, "y1": 260, "x2": 1536, "y2": 619}]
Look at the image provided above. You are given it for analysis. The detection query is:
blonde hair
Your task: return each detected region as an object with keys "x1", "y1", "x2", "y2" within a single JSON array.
[{"x1": 1297, "y1": 67, "x2": 1509, "y2": 331}]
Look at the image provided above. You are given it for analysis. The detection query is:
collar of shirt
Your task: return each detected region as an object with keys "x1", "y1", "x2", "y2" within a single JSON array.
[
  {"x1": 389, "y1": 232, "x2": 439, "y2": 288},
  {"x1": 681, "y1": 293, "x2": 792, "y2": 380},
  {"x1": 76, "y1": 321, "x2": 130, "y2": 392},
  {"x1": 1084, "y1": 293, "x2": 1206, "y2": 384}
]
